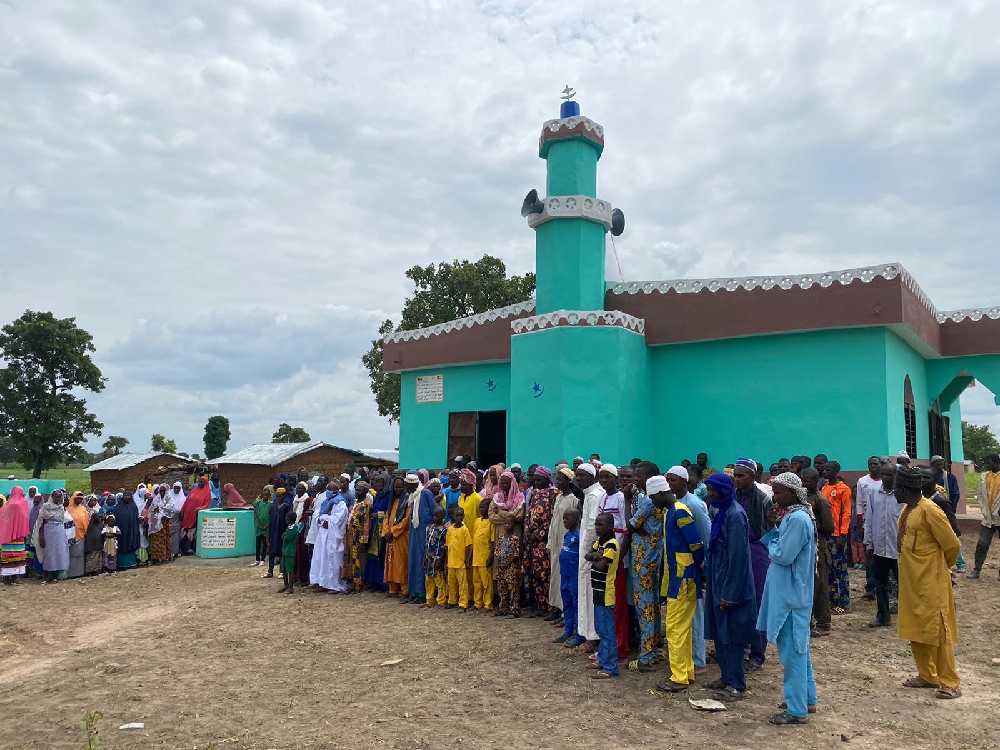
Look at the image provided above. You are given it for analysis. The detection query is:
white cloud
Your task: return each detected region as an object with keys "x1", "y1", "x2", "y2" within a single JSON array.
[{"x1": 1, "y1": 0, "x2": 999, "y2": 453}]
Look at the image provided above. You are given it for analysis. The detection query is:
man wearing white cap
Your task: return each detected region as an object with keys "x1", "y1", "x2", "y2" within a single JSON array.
[
  {"x1": 667, "y1": 465, "x2": 711, "y2": 675},
  {"x1": 575, "y1": 462, "x2": 606, "y2": 650}
]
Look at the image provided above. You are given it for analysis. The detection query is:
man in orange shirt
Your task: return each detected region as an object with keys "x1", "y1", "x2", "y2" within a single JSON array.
[{"x1": 822, "y1": 461, "x2": 852, "y2": 614}]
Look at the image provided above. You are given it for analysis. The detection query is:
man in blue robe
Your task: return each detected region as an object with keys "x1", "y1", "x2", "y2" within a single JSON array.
[
  {"x1": 757, "y1": 472, "x2": 817, "y2": 725},
  {"x1": 404, "y1": 474, "x2": 437, "y2": 604},
  {"x1": 703, "y1": 473, "x2": 758, "y2": 699}
]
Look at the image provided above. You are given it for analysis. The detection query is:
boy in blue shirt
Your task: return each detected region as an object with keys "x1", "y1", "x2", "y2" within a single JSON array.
[
  {"x1": 554, "y1": 508, "x2": 583, "y2": 646},
  {"x1": 585, "y1": 512, "x2": 621, "y2": 679}
]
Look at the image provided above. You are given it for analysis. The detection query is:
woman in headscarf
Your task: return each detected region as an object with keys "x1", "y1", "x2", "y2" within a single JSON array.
[
  {"x1": 164, "y1": 481, "x2": 185, "y2": 560},
  {"x1": 26, "y1": 487, "x2": 43, "y2": 577},
  {"x1": 180, "y1": 475, "x2": 212, "y2": 555},
  {"x1": 221, "y1": 482, "x2": 248, "y2": 509},
  {"x1": 83, "y1": 495, "x2": 104, "y2": 575},
  {"x1": 0, "y1": 486, "x2": 31, "y2": 584},
  {"x1": 291, "y1": 482, "x2": 309, "y2": 522},
  {"x1": 132, "y1": 484, "x2": 150, "y2": 565},
  {"x1": 488, "y1": 470, "x2": 526, "y2": 543},
  {"x1": 66, "y1": 491, "x2": 90, "y2": 579},
  {"x1": 114, "y1": 488, "x2": 141, "y2": 569},
  {"x1": 524, "y1": 467, "x2": 557, "y2": 618},
  {"x1": 703, "y1": 472, "x2": 758, "y2": 699},
  {"x1": 482, "y1": 464, "x2": 504, "y2": 501},
  {"x1": 38, "y1": 490, "x2": 70, "y2": 582},
  {"x1": 405, "y1": 473, "x2": 437, "y2": 604},
  {"x1": 363, "y1": 474, "x2": 391, "y2": 591},
  {"x1": 382, "y1": 475, "x2": 410, "y2": 601},
  {"x1": 148, "y1": 484, "x2": 171, "y2": 564}
]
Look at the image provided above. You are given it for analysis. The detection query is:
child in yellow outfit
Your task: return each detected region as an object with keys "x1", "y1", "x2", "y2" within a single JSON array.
[
  {"x1": 423, "y1": 506, "x2": 448, "y2": 608},
  {"x1": 444, "y1": 507, "x2": 473, "y2": 612},
  {"x1": 472, "y1": 497, "x2": 496, "y2": 611}
]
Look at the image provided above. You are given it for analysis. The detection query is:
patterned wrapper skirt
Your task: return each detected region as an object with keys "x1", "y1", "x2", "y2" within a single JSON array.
[
  {"x1": 1, "y1": 541, "x2": 28, "y2": 577},
  {"x1": 85, "y1": 550, "x2": 103, "y2": 574},
  {"x1": 150, "y1": 518, "x2": 171, "y2": 563}
]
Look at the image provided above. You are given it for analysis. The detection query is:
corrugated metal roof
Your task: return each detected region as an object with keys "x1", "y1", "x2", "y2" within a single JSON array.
[
  {"x1": 85, "y1": 452, "x2": 186, "y2": 472},
  {"x1": 212, "y1": 442, "x2": 401, "y2": 468},
  {"x1": 211, "y1": 441, "x2": 333, "y2": 467}
]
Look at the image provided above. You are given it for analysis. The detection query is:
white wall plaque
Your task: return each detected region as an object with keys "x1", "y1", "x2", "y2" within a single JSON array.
[{"x1": 416, "y1": 374, "x2": 444, "y2": 403}]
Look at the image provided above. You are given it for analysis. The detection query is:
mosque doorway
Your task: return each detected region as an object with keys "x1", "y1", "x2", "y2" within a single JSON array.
[
  {"x1": 447, "y1": 410, "x2": 507, "y2": 469},
  {"x1": 476, "y1": 410, "x2": 507, "y2": 469}
]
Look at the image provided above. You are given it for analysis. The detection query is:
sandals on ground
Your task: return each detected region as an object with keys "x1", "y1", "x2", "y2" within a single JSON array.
[
  {"x1": 902, "y1": 677, "x2": 940, "y2": 689},
  {"x1": 935, "y1": 687, "x2": 962, "y2": 699},
  {"x1": 769, "y1": 711, "x2": 809, "y2": 725}
]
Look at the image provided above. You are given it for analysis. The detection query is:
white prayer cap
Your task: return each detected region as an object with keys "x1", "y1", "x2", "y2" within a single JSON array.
[
  {"x1": 577, "y1": 463, "x2": 596, "y2": 477},
  {"x1": 599, "y1": 464, "x2": 618, "y2": 476},
  {"x1": 340, "y1": 473, "x2": 351, "y2": 481},
  {"x1": 667, "y1": 465, "x2": 689, "y2": 480},
  {"x1": 645, "y1": 475, "x2": 669, "y2": 495},
  {"x1": 510, "y1": 463, "x2": 522, "y2": 471},
  {"x1": 897, "y1": 450, "x2": 910, "y2": 459},
  {"x1": 454, "y1": 455, "x2": 463, "y2": 461},
  {"x1": 404, "y1": 473, "x2": 420, "y2": 482}
]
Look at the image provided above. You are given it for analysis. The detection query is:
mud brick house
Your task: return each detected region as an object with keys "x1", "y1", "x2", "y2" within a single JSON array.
[
  {"x1": 85, "y1": 452, "x2": 188, "y2": 494},
  {"x1": 212, "y1": 441, "x2": 398, "y2": 500}
]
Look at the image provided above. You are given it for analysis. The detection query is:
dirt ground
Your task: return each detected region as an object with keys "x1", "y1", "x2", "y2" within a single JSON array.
[{"x1": 1, "y1": 537, "x2": 998, "y2": 750}]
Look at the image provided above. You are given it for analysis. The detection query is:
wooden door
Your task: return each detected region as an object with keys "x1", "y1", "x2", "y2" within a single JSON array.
[{"x1": 448, "y1": 412, "x2": 477, "y2": 468}]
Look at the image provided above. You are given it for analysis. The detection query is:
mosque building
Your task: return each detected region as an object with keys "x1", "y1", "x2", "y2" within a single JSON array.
[{"x1": 383, "y1": 96, "x2": 1000, "y2": 503}]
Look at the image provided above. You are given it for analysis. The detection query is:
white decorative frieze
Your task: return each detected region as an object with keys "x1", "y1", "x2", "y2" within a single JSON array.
[
  {"x1": 525, "y1": 194, "x2": 613, "y2": 230},
  {"x1": 383, "y1": 300, "x2": 535, "y2": 344},
  {"x1": 936, "y1": 307, "x2": 1000, "y2": 323},
  {"x1": 511, "y1": 310, "x2": 645, "y2": 335}
]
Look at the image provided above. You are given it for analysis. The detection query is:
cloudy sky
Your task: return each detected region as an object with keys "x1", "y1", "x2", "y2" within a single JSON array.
[{"x1": 2, "y1": 0, "x2": 1000, "y2": 457}]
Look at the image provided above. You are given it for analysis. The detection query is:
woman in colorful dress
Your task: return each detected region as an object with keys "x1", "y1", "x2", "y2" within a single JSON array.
[
  {"x1": 346, "y1": 480, "x2": 372, "y2": 592},
  {"x1": 148, "y1": 484, "x2": 172, "y2": 564},
  {"x1": 83, "y1": 496, "x2": 104, "y2": 574},
  {"x1": 383, "y1": 476, "x2": 411, "y2": 600},
  {"x1": 524, "y1": 467, "x2": 557, "y2": 617},
  {"x1": 38, "y1": 490, "x2": 70, "y2": 583},
  {"x1": 363, "y1": 474, "x2": 391, "y2": 592},
  {"x1": 0, "y1": 486, "x2": 30, "y2": 584}
]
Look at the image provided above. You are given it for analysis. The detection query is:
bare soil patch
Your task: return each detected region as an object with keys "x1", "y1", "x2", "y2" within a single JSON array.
[{"x1": 1, "y1": 538, "x2": 998, "y2": 750}]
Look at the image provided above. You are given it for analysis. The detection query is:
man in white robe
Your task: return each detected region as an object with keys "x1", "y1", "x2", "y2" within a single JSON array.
[
  {"x1": 576, "y1": 463, "x2": 607, "y2": 644},
  {"x1": 310, "y1": 485, "x2": 349, "y2": 592}
]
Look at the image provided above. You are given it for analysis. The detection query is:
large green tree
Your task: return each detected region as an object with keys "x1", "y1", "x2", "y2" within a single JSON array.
[
  {"x1": 362, "y1": 256, "x2": 535, "y2": 423},
  {"x1": 102, "y1": 436, "x2": 129, "y2": 457},
  {"x1": 203, "y1": 416, "x2": 231, "y2": 460},
  {"x1": 272, "y1": 423, "x2": 311, "y2": 443},
  {"x1": 151, "y1": 433, "x2": 178, "y2": 453},
  {"x1": 0, "y1": 311, "x2": 106, "y2": 477},
  {"x1": 962, "y1": 421, "x2": 1000, "y2": 467}
]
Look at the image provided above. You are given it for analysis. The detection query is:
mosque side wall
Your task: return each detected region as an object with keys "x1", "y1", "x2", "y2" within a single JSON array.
[
  {"x1": 398, "y1": 362, "x2": 512, "y2": 471},
  {"x1": 885, "y1": 329, "x2": 930, "y2": 460},
  {"x1": 648, "y1": 327, "x2": 889, "y2": 471}
]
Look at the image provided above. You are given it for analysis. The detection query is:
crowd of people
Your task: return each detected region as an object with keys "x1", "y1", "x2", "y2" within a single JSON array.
[{"x1": 1, "y1": 449, "x2": 995, "y2": 725}]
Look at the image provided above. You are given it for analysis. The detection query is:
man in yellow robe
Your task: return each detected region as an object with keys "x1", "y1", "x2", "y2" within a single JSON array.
[{"x1": 894, "y1": 466, "x2": 961, "y2": 699}]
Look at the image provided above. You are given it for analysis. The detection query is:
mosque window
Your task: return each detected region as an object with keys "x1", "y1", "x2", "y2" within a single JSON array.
[{"x1": 903, "y1": 376, "x2": 917, "y2": 457}]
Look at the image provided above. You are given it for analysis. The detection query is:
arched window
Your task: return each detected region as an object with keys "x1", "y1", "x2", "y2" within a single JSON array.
[{"x1": 904, "y1": 376, "x2": 917, "y2": 457}]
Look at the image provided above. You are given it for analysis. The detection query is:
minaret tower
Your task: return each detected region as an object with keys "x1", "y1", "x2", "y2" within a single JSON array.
[{"x1": 523, "y1": 92, "x2": 622, "y2": 314}]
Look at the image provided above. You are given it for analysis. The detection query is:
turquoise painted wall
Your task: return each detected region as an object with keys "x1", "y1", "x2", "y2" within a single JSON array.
[
  {"x1": 509, "y1": 325, "x2": 649, "y2": 468},
  {"x1": 885, "y1": 329, "x2": 929, "y2": 459},
  {"x1": 535, "y1": 219, "x2": 607, "y2": 313},
  {"x1": 649, "y1": 328, "x2": 890, "y2": 471},
  {"x1": 544, "y1": 139, "x2": 598, "y2": 196},
  {"x1": 946, "y1": 400, "x2": 964, "y2": 463},
  {"x1": 398, "y1": 363, "x2": 511, "y2": 469}
]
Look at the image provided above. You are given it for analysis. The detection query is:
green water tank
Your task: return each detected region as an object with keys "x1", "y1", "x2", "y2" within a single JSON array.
[{"x1": 195, "y1": 508, "x2": 256, "y2": 558}]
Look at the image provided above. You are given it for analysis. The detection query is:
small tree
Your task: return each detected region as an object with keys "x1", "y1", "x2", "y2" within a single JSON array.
[
  {"x1": 962, "y1": 421, "x2": 1000, "y2": 468},
  {"x1": 363, "y1": 256, "x2": 535, "y2": 423},
  {"x1": 272, "y1": 423, "x2": 311, "y2": 443},
  {"x1": 151, "y1": 434, "x2": 178, "y2": 453},
  {"x1": 102, "y1": 436, "x2": 129, "y2": 457},
  {"x1": 0, "y1": 311, "x2": 106, "y2": 477},
  {"x1": 204, "y1": 416, "x2": 231, "y2": 460}
]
